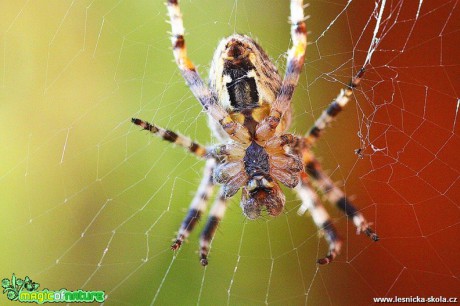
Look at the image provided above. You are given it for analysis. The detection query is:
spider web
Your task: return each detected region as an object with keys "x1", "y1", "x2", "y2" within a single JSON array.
[{"x1": 1, "y1": 0, "x2": 459, "y2": 305}]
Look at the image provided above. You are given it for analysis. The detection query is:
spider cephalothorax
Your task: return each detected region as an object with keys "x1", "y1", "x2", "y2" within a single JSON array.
[
  {"x1": 132, "y1": 0, "x2": 378, "y2": 266},
  {"x1": 211, "y1": 133, "x2": 303, "y2": 219}
]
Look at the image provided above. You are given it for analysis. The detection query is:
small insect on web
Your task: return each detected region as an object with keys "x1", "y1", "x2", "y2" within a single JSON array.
[{"x1": 132, "y1": 0, "x2": 378, "y2": 266}]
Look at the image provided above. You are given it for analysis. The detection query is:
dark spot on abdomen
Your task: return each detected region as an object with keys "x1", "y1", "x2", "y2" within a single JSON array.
[{"x1": 226, "y1": 71, "x2": 259, "y2": 110}]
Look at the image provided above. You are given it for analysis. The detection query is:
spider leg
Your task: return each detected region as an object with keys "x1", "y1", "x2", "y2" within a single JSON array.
[
  {"x1": 305, "y1": 68, "x2": 365, "y2": 146},
  {"x1": 132, "y1": 118, "x2": 208, "y2": 158},
  {"x1": 256, "y1": 0, "x2": 307, "y2": 140},
  {"x1": 199, "y1": 189, "x2": 227, "y2": 266},
  {"x1": 171, "y1": 159, "x2": 215, "y2": 250},
  {"x1": 166, "y1": 0, "x2": 250, "y2": 143},
  {"x1": 295, "y1": 173, "x2": 342, "y2": 265},
  {"x1": 305, "y1": 156, "x2": 379, "y2": 241}
]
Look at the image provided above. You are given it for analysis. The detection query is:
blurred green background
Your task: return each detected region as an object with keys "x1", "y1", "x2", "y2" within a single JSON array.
[{"x1": 1, "y1": 1, "x2": 459, "y2": 305}]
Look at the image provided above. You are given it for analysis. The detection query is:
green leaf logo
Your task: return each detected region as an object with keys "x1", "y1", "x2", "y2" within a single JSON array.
[{"x1": 2, "y1": 274, "x2": 40, "y2": 301}]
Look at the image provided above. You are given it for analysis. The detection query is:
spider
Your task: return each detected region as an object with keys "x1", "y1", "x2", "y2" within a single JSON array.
[{"x1": 132, "y1": 0, "x2": 378, "y2": 266}]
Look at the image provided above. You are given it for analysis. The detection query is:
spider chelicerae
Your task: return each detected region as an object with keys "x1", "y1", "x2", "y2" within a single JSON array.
[{"x1": 132, "y1": 0, "x2": 378, "y2": 266}]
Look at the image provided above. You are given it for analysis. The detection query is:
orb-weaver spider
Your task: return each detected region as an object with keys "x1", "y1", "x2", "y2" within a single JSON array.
[{"x1": 132, "y1": 0, "x2": 378, "y2": 266}]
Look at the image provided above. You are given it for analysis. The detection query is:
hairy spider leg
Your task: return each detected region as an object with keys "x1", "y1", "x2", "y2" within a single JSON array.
[
  {"x1": 171, "y1": 159, "x2": 216, "y2": 250},
  {"x1": 295, "y1": 173, "x2": 342, "y2": 264},
  {"x1": 132, "y1": 118, "x2": 207, "y2": 158},
  {"x1": 199, "y1": 189, "x2": 228, "y2": 266},
  {"x1": 305, "y1": 68, "x2": 365, "y2": 145},
  {"x1": 256, "y1": 0, "x2": 307, "y2": 140},
  {"x1": 305, "y1": 157, "x2": 379, "y2": 241},
  {"x1": 166, "y1": 0, "x2": 250, "y2": 144}
]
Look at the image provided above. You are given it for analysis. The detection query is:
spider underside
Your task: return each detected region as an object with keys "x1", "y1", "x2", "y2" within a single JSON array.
[{"x1": 132, "y1": 0, "x2": 378, "y2": 266}]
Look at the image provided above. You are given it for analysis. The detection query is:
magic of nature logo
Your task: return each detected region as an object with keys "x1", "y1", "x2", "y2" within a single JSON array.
[{"x1": 2, "y1": 274, "x2": 105, "y2": 304}]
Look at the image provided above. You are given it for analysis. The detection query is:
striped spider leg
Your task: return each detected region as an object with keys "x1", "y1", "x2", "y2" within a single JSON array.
[
  {"x1": 295, "y1": 172, "x2": 342, "y2": 265},
  {"x1": 290, "y1": 69, "x2": 378, "y2": 263},
  {"x1": 304, "y1": 155, "x2": 379, "y2": 241},
  {"x1": 166, "y1": 0, "x2": 250, "y2": 144},
  {"x1": 131, "y1": 118, "x2": 229, "y2": 266},
  {"x1": 132, "y1": 0, "x2": 378, "y2": 265},
  {"x1": 199, "y1": 189, "x2": 228, "y2": 266},
  {"x1": 255, "y1": 0, "x2": 308, "y2": 141},
  {"x1": 302, "y1": 68, "x2": 378, "y2": 241},
  {"x1": 170, "y1": 158, "x2": 215, "y2": 252},
  {"x1": 305, "y1": 68, "x2": 365, "y2": 145}
]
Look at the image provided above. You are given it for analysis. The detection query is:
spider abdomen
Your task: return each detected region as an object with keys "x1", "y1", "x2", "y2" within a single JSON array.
[
  {"x1": 208, "y1": 34, "x2": 293, "y2": 142},
  {"x1": 209, "y1": 35, "x2": 281, "y2": 112}
]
